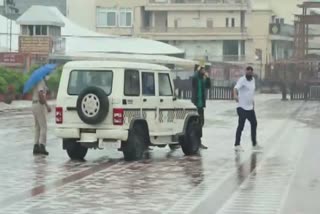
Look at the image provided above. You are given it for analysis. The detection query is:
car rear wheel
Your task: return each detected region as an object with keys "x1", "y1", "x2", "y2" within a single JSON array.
[
  {"x1": 180, "y1": 120, "x2": 201, "y2": 156},
  {"x1": 122, "y1": 125, "x2": 147, "y2": 161},
  {"x1": 64, "y1": 139, "x2": 88, "y2": 160}
]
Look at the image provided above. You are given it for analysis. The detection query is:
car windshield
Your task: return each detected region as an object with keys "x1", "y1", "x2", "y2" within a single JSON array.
[{"x1": 67, "y1": 70, "x2": 113, "y2": 95}]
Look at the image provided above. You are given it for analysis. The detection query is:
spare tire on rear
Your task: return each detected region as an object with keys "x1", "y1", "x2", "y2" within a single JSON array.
[{"x1": 77, "y1": 86, "x2": 109, "y2": 125}]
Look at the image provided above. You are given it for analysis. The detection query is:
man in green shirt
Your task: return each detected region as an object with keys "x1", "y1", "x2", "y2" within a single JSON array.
[{"x1": 192, "y1": 66, "x2": 211, "y2": 149}]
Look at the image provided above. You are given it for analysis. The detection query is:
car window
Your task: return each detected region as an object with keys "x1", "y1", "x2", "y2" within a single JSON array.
[
  {"x1": 124, "y1": 69, "x2": 140, "y2": 96},
  {"x1": 142, "y1": 72, "x2": 155, "y2": 96},
  {"x1": 159, "y1": 73, "x2": 173, "y2": 96},
  {"x1": 68, "y1": 70, "x2": 113, "y2": 95}
]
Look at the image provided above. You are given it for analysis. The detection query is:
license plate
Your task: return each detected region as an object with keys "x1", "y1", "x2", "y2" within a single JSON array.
[{"x1": 99, "y1": 141, "x2": 120, "y2": 149}]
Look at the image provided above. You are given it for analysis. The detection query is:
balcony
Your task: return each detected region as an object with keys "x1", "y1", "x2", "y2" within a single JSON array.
[
  {"x1": 139, "y1": 27, "x2": 248, "y2": 40},
  {"x1": 146, "y1": 0, "x2": 249, "y2": 11}
]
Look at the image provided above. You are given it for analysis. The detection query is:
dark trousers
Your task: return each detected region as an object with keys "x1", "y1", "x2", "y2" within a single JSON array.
[
  {"x1": 235, "y1": 107, "x2": 257, "y2": 146},
  {"x1": 197, "y1": 108, "x2": 204, "y2": 127}
]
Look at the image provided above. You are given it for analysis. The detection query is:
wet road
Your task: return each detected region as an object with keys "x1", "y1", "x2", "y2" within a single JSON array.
[{"x1": 0, "y1": 95, "x2": 319, "y2": 214}]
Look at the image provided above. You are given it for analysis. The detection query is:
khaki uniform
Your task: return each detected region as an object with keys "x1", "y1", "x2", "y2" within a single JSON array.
[{"x1": 32, "y1": 80, "x2": 47, "y2": 145}]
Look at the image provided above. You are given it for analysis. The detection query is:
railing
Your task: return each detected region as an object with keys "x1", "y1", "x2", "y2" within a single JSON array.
[
  {"x1": 141, "y1": 27, "x2": 247, "y2": 34},
  {"x1": 175, "y1": 79, "x2": 234, "y2": 100},
  {"x1": 178, "y1": 87, "x2": 234, "y2": 100},
  {"x1": 289, "y1": 83, "x2": 310, "y2": 101},
  {"x1": 149, "y1": 0, "x2": 247, "y2": 4}
]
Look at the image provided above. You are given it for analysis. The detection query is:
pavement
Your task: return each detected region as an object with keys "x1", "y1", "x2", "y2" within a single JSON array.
[
  {"x1": 0, "y1": 100, "x2": 56, "y2": 112},
  {"x1": 0, "y1": 94, "x2": 319, "y2": 214}
]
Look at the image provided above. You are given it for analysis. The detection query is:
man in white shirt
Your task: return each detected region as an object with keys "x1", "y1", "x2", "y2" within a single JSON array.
[{"x1": 233, "y1": 66, "x2": 262, "y2": 151}]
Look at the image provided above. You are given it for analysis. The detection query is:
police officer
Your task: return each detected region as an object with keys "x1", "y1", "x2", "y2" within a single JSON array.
[{"x1": 32, "y1": 76, "x2": 51, "y2": 156}]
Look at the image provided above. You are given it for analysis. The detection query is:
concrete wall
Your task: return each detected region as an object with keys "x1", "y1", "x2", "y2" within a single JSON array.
[
  {"x1": 248, "y1": 10, "x2": 272, "y2": 64},
  {"x1": 67, "y1": 0, "x2": 96, "y2": 31}
]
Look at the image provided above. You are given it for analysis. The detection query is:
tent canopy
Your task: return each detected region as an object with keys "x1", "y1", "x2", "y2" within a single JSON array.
[{"x1": 50, "y1": 52, "x2": 195, "y2": 68}]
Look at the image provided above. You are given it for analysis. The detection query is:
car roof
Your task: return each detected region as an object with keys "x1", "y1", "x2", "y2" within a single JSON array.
[{"x1": 64, "y1": 60, "x2": 170, "y2": 71}]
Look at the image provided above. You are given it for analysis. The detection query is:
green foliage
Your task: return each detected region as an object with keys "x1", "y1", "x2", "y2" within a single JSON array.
[
  {"x1": 0, "y1": 64, "x2": 63, "y2": 95},
  {"x1": 47, "y1": 65, "x2": 62, "y2": 92},
  {"x1": 0, "y1": 76, "x2": 8, "y2": 94}
]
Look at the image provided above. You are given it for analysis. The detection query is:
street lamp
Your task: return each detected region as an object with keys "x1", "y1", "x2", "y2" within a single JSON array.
[{"x1": 4, "y1": 0, "x2": 19, "y2": 52}]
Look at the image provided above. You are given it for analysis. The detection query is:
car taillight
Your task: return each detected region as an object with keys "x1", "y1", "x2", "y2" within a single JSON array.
[
  {"x1": 113, "y1": 108, "x2": 124, "y2": 125},
  {"x1": 56, "y1": 107, "x2": 63, "y2": 124}
]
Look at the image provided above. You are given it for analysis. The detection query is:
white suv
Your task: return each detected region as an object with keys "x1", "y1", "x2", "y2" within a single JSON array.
[{"x1": 55, "y1": 61, "x2": 202, "y2": 161}]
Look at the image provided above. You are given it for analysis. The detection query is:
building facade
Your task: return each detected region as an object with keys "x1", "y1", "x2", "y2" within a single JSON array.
[
  {"x1": 67, "y1": 0, "x2": 253, "y2": 64},
  {"x1": 250, "y1": 1, "x2": 295, "y2": 74},
  {"x1": 66, "y1": 0, "x2": 297, "y2": 78}
]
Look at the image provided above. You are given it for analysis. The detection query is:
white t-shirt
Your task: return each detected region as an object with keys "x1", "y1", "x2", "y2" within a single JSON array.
[{"x1": 234, "y1": 76, "x2": 255, "y2": 110}]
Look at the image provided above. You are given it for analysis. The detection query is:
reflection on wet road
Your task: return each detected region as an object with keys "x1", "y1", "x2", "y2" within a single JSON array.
[{"x1": 0, "y1": 95, "x2": 319, "y2": 214}]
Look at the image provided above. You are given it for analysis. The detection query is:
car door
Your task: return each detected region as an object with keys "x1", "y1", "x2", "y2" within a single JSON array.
[
  {"x1": 141, "y1": 71, "x2": 159, "y2": 135},
  {"x1": 158, "y1": 72, "x2": 175, "y2": 134},
  {"x1": 123, "y1": 69, "x2": 142, "y2": 128}
]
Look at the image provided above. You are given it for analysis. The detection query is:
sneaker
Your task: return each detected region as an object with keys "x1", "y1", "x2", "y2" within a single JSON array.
[
  {"x1": 39, "y1": 144, "x2": 49, "y2": 156},
  {"x1": 252, "y1": 145, "x2": 263, "y2": 151},
  {"x1": 200, "y1": 144, "x2": 208, "y2": 150},
  {"x1": 33, "y1": 144, "x2": 40, "y2": 155},
  {"x1": 234, "y1": 145, "x2": 244, "y2": 152}
]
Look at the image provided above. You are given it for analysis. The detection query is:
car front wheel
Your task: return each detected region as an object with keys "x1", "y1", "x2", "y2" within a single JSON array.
[{"x1": 180, "y1": 120, "x2": 201, "y2": 156}]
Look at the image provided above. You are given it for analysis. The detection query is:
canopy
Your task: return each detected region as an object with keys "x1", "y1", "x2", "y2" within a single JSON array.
[{"x1": 50, "y1": 52, "x2": 196, "y2": 68}]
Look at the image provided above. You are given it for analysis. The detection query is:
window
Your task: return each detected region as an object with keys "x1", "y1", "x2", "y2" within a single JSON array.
[
  {"x1": 223, "y1": 40, "x2": 239, "y2": 55},
  {"x1": 107, "y1": 11, "x2": 117, "y2": 26},
  {"x1": 41, "y1": 26, "x2": 47, "y2": 35},
  {"x1": 144, "y1": 11, "x2": 151, "y2": 27},
  {"x1": 35, "y1": 25, "x2": 41, "y2": 35},
  {"x1": 28, "y1": 25, "x2": 34, "y2": 36},
  {"x1": 226, "y1": 18, "x2": 229, "y2": 27},
  {"x1": 34, "y1": 25, "x2": 48, "y2": 36},
  {"x1": 96, "y1": 8, "x2": 117, "y2": 27},
  {"x1": 207, "y1": 19, "x2": 213, "y2": 28},
  {"x1": 124, "y1": 70, "x2": 140, "y2": 96},
  {"x1": 158, "y1": 73, "x2": 173, "y2": 96},
  {"x1": 68, "y1": 70, "x2": 113, "y2": 95},
  {"x1": 119, "y1": 8, "x2": 133, "y2": 27},
  {"x1": 231, "y1": 18, "x2": 235, "y2": 27},
  {"x1": 142, "y1": 72, "x2": 155, "y2": 96}
]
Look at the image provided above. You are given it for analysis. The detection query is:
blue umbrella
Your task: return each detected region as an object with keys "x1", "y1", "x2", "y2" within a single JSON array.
[{"x1": 23, "y1": 64, "x2": 57, "y2": 94}]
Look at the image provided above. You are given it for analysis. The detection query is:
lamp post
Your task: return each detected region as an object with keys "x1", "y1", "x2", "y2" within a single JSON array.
[{"x1": 4, "y1": 0, "x2": 19, "y2": 52}]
